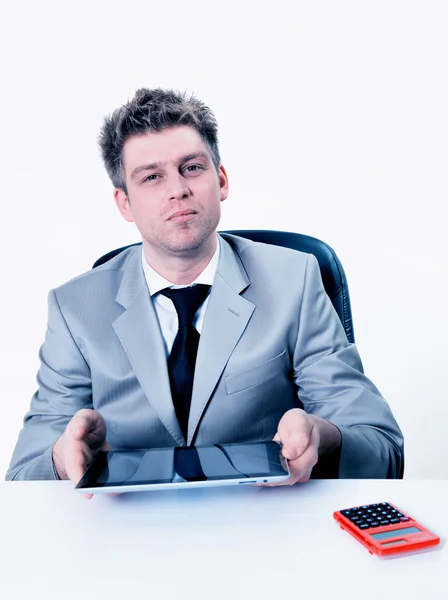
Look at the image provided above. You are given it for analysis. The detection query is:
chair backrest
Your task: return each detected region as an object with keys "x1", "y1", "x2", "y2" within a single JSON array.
[{"x1": 92, "y1": 230, "x2": 355, "y2": 343}]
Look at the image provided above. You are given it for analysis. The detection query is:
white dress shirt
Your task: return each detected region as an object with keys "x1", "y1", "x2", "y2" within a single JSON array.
[{"x1": 141, "y1": 237, "x2": 220, "y2": 357}]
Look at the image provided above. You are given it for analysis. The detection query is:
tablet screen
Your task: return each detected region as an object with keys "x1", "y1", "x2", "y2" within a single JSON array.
[{"x1": 76, "y1": 441, "x2": 288, "y2": 488}]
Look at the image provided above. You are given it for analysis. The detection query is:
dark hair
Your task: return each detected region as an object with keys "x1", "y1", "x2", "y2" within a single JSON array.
[{"x1": 98, "y1": 88, "x2": 221, "y2": 193}]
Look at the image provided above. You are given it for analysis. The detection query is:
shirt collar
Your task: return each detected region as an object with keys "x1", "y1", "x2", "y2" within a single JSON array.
[{"x1": 141, "y1": 236, "x2": 220, "y2": 296}]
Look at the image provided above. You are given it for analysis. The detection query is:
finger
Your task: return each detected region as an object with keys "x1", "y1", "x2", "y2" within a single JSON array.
[
  {"x1": 68, "y1": 438, "x2": 111, "y2": 486},
  {"x1": 277, "y1": 409, "x2": 312, "y2": 460},
  {"x1": 267, "y1": 425, "x2": 319, "y2": 487},
  {"x1": 65, "y1": 439, "x2": 92, "y2": 485},
  {"x1": 68, "y1": 410, "x2": 105, "y2": 441},
  {"x1": 66, "y1": 414, "x2": 93, "y2": 441},
  {"x1": 287, "y1": 425, "x2": 320, "y2": 484},
  {"x1": 84, "y1": 429, "x2": 108, "y2": 453}
]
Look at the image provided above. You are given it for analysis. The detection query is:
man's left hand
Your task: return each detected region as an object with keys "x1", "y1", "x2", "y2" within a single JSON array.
[{"x1": 267, "y1": 408, "x2": 341, "y2": 486}]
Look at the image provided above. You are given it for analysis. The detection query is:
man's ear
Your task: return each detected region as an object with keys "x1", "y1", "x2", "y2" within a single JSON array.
[
  {"x1": 218, "y1": 165, "x2": 229, "y2": 202},
  {"x1": 114, "y1": 188, "x2": 134, "y2": 223}
]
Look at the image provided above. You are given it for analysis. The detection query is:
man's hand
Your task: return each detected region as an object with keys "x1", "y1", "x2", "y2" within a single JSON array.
[
  {"x1": 52, "y1": 409, "x2": 110, "y2": 499},
  {"x1": 268, "y1": 408, "x2": 341, "y2": 486}
]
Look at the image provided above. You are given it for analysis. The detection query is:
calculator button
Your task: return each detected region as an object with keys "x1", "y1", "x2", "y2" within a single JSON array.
[
  {"x1": 359, "y1": 524, "x2": 370, "y2": 530},
  {"x1": 395, "y1": 513, "x2": 404, "y2": 518},
  {"x1": 370, "y1": 504, "x2": 379, "y2": 508},
  {"x1": 400, "y1": 517, "x2": 410, "y2": 522},
  {"x1": 341, "y1": 510, "x2": 353, "y2": 517},
  {"x1": 390, "y1": 518, "x2": 400, "y2": 524},
  {"x1": 361, "y1": 506, "x2": 369, "y2": 510},
  {"x1": 369, "y1": 522, "x2": 380, "y2": 528},
  {"x1": 380, "y1": 520, "x2": 390, "y2": 526}
]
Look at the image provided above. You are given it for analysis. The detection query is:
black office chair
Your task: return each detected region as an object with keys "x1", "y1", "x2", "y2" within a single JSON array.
[{"x1": 92, "y1": 230, "x2": 355, "y2": 343}]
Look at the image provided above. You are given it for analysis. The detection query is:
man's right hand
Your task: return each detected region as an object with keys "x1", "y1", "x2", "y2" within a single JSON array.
[{"x1": 52, "y1": 409, "x2": 110, "y2": 499}]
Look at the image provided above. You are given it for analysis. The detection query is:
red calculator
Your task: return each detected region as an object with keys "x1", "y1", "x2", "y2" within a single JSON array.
[{"x1": 333, "y1": 502, "x2": 440, "y2": 556}]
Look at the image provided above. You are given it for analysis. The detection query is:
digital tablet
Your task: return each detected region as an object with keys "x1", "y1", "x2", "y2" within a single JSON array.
[{"x1": 75, "y1": 441, "x2": 290, "y2": 494}]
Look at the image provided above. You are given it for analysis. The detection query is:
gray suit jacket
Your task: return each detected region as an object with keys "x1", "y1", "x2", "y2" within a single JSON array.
[{"x1": 6, "y1": 234, "x2": 404, "y2": 481}]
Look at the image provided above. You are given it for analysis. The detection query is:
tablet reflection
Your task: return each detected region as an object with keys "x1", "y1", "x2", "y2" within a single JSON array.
[{"x1": 93, "y1": 443, "x2": 275, "y2": 487}]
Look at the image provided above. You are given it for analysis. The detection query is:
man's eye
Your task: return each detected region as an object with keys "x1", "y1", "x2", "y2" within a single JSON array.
[
  {"x1": 144, "y1": 174, "x2": 160, "y2": 182},
  {"x1": 184, "y1": 165, "x2": 202, "y2": 174}
]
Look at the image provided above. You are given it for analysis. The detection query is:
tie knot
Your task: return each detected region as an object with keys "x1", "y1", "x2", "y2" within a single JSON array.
[{"x1": 160, "y1": 284, "x2": 211, "y2": 327}]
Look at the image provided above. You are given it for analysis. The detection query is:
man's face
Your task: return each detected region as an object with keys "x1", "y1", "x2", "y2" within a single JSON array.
[{"x1": 114, "y1": 126, "x2": 228, "y2": 256}]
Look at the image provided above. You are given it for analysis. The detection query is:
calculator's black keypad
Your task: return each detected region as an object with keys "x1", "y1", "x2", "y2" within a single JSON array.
[{"x1": 340, "y1": 503, "x2": 407, "y2": 530}]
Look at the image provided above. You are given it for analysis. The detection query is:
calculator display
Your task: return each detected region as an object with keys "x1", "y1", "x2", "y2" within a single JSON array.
[{"x1": 370, "y1": 526, "x2": 421, "y2": 540}]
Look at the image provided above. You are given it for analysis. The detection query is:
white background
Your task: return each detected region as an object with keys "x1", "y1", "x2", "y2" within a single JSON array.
[{"x1": 0, "y1": 0, "x2": 446, "y2": 479}]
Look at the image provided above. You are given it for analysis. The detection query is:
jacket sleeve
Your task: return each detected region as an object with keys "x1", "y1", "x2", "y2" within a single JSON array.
[
  {"x1": 294, "y1": 254, "x2": 404, "y2": 478},
  {"x1": 5, "y1": 290, "x2": 93, "y2": 481}
]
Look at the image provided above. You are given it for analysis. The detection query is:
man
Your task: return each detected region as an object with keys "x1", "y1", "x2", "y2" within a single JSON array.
[{"x1": 6, "y1": 88, "x2": 404, "y2": 489}]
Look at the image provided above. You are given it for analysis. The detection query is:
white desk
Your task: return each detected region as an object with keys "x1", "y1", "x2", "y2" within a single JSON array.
[{"x1": 0, "y1": 480, "x2": 446, "y2": 599}]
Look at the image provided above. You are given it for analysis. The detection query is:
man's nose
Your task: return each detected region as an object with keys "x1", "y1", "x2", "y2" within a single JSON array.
[{"x1": 167, "y1": 172, "x2": 190, "y2": 201}]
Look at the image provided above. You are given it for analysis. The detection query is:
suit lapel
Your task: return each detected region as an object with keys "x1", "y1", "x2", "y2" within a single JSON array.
[
  {"x1": 188, "y1": 237, "x2": 255, "y2": 443},
  {"x1": 112, "y1": 248, "x2": 185, "y2": 446}
]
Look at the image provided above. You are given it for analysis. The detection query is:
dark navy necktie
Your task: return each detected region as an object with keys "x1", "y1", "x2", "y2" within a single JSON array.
[
  {"x1": 174, "y1": 447, "x2": 207, "y2": 481},
  {"x1": 159, "y1": 284, "x2": 211, "y2": 439}
]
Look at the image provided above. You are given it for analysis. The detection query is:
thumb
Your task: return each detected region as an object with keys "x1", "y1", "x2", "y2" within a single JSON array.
[
  {"x1": 276, "y1": 409, "x2": 311, "y2": 460},
  {"x1": 273, "y1": 431, "x2": 297, "y2": 460},
  {"x1": 69, "y1": 410, "x2": 100, "y2": 441},
  {"x1": 282, "y1": 442, "x2": 300, "y2": 461},
  {"x1": 73, "y1": 423, "x2": 87, "y2": 441}
]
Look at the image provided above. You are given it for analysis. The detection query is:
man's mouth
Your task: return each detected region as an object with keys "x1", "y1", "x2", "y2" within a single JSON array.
[{"x1": 168, "y1": 210, "x2": 197, "y2": 223}]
